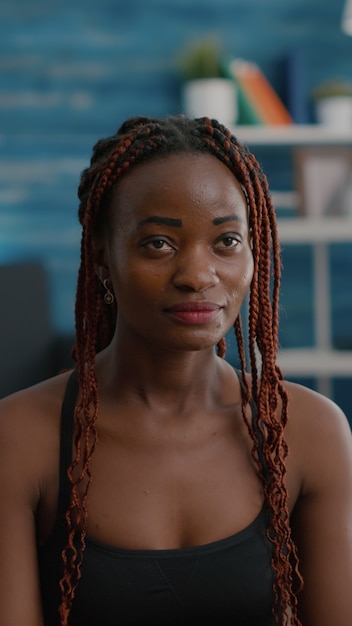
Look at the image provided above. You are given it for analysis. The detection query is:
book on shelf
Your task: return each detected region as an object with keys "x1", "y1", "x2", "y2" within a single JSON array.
[
  {"x1": 226, "y1": 59, "x2": 293, "y2": 126},
  {"x1": 284, "y1": 48, "x2": 310, "y2": 124}
]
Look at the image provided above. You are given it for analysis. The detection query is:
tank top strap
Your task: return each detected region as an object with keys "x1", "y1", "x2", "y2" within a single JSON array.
[
  {"x1": 57, "y1": 369, "x2": 79, "y2": 517},
  {"x1": 235, "y1": 368, "x2": 268, "y2": 483}
]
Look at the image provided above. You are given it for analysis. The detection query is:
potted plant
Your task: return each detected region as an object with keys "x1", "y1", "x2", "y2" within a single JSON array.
[
  {"x1": 177, "y1": 36, "x2": 237, "y2": 126},
  {"x1": 311, "y1": 79, "x2": 352, "y2": 128}
]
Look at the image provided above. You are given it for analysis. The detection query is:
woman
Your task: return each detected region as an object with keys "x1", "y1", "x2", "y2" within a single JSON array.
[{"x1": 0, "y1": 115, "x2": 351, "y2": 626}]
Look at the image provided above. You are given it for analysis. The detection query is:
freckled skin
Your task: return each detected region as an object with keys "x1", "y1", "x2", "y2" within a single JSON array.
[{"x1": 95, "y1": 153, "x2": 254, "y2": 355}]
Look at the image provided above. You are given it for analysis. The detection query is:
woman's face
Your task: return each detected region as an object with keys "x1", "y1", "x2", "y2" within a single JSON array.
[{"x1": 97, "y1": 152, "x2": 254, "y2": 353}]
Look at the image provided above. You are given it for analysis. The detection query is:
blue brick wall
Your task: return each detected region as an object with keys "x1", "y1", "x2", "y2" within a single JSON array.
[
  {"x1": 0, "y1": 0, "x2": 351, "y2": 416},
  {"x1": 1, "y1": 0, "x2": 351, "y2": 137}
]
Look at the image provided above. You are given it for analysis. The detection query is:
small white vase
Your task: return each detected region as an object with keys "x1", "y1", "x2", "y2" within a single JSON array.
[
  {"x1": 182, "y1": 78, "x2": 238, "y2": 127},
  {"x1": 315, "y1": 96, "x2": 352, "y2": 128}
]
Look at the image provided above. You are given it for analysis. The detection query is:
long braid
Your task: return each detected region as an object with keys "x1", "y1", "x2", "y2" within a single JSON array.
[
  {"x1": 245, "y1": 148, "x2": 301, "y2": 624},
  {"x1": 59, "y1": 115, "x2": 302, "y2": 624},
  {"x1": 196, "y1": 119, "x2": 302, "y2": 623}
]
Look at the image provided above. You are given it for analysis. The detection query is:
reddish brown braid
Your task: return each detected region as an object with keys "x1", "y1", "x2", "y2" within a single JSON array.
[
  {"x1": 59, "y1": 115, "x2": 302, "y2": 625},
  {"x1": 201, "y1": 120, "x2": 302, "y2": 624}
]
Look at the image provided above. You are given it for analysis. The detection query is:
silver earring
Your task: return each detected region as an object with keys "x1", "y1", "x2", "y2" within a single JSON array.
[{"x1": 103, "y1": 279, "x2": 115, "y2": 305}]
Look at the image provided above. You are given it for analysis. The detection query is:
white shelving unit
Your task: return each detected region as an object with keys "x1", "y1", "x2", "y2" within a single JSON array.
[
  {"x1": 233, "y1": 124, "x2": 352, "y2": 146},
  {"x1": 277, "y1": 216, "x2": 352, "y2": 243},
  {"x1": 233, "y1": 125, "x2": 352, "y2": 396},
  {"x1": 278, "y1": 218, "x2": 352, "y2": 396}
]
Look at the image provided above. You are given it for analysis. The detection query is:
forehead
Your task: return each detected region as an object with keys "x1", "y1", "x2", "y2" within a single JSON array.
[{"x1": 108, "y1": 152, "x2": 248, "y2": 223}]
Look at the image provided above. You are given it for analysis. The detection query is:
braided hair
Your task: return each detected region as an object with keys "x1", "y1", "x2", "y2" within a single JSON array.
[{"x1": 58, "y1": 115, "x2": 302, "y2": 625}]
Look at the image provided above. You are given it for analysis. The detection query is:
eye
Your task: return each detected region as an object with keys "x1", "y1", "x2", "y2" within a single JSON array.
[
  {"x1": 150, "y1": 239, "x2": 166, "y2": 249},
  {"x1": 214, "y1": 234, "x2": 241, "y2": 250},
  {"x1": 142, "y1": 237, "x2": 174, "y2": 252}
]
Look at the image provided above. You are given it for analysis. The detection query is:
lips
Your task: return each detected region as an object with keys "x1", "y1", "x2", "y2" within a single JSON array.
[{"x1": 164, "y1": 301, "x2": 222, "y2": 324}]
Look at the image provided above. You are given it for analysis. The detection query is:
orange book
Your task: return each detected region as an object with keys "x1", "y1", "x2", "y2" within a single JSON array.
[{"x1": 229, "y1": 59, "x2": 293, "y2": 125}]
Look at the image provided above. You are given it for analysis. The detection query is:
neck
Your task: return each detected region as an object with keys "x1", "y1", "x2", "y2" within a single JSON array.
[{"x1": 95, "y1": 335, "x2": 230, "y2": 415}]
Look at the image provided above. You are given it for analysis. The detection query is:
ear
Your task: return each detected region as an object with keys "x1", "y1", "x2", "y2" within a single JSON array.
[{"x1": 92, "y1": 236, "x2": 110, "y2": 283}]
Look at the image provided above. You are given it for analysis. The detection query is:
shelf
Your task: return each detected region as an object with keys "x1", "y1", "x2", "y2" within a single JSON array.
[
  {"x1": 277, "y1": 348, "x2": 352, "y2": 377},
  {"x1": 231, "y1": 124, "x2": 352, "y2": 146},
  {"x1": 277, "y1": 217, "x2": 352, "y2": 243},
  {"x1": 271, "y1": 190, "x2": 299, "y2": 209},
  {"x1": 229, "y1": 123, "x2": 352, "y2": 392}
]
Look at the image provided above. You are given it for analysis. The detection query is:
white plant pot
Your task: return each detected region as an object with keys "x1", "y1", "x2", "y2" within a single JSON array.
[
  {"x1": 182, "y1": 78, "x2": 238, "y2": 127},
  {"x1": 315, "y1": 96, "x2": 352, "y2": 128}
]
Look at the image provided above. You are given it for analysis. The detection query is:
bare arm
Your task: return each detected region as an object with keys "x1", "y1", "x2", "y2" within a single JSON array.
[{"x1": 288, "y1": 384, "x2": 352, "y2": 625}]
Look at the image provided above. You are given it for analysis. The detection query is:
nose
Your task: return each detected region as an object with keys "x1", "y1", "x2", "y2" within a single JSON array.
[{"x1": 172, "y1": 246, "x2": 220, "y2": 292}]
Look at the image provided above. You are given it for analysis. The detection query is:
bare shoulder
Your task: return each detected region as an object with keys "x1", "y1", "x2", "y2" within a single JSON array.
[
  {"x1": 0, "y1": 371, "x2": 73, "y2": 505},
  {"x1": 283, "y1": 378, "x2": 351, "y2": 433},
  {"x1": 283, "y1": 378, "x2": 350, "y2": 428},
  {"x1": 283, "y1": 380, "x2": 352, "y2": 494},
  {"x1": 282, "y1": 383, "x2": 352, "y2": 624},
  {"x1": 0, "y1": 372, "x2": 74, "y2": 626},
  {"x1": 0, "y1": 370, "x2": 72, "y2": 434},
  {"x1": 284, "y1": 380, "x2": 351, "y2": 456}
]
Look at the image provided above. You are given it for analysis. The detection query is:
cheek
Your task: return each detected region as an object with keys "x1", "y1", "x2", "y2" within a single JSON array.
[
  {"x1": 113, "y1": 263, "x2": 163, "y2": 305},
  {"x1": 243, "y1": 254, "x2": 254, "y2": 289},
  {"x1": 228, "y1": 252, "x2": 254, "y2": 296}
]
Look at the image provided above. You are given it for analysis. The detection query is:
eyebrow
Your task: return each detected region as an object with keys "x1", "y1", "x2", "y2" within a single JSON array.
[
  {"x1": 212, "y1": 214, "x2": 243, "y2": 225},
  {"x1": 138, "y1": 216, "x2": 182, "y2": 227},
  {"x1": 137, "y1": 213, "x2": 243, "y2": 228}
]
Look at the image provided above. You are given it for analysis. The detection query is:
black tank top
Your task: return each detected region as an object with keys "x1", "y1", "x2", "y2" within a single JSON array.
[{"x1": 38, "y1": 370, "x2": 275, "y2": 625}]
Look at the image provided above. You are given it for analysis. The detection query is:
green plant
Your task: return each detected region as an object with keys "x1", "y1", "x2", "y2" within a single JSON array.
[
  {"x1": 311, "y1": 79, "x2": 352, "y2": 99},
  {"x1": 177, "y1": 37, "x2": 225, "y2": 80}
]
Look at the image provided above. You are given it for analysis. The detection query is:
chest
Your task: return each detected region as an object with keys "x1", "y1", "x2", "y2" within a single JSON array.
[
  {"x1": 82, "y1": 419, "x2": 266, "y2": 550},
  {"x1": 39, "y1": 504, "x2": 275, "y2": 626}
]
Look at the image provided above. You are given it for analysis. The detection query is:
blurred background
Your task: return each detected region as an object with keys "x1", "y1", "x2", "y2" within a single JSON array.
[{"x1": 0, "y1": 0, "x2": 351, "y2": 425}]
